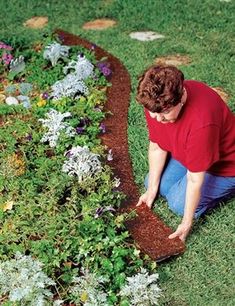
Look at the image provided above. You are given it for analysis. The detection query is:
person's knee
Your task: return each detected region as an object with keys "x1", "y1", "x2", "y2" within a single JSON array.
[
  {"x1": 166, "y1": 190, "x2": 185, "y2": 216},
  {"x1": 167, "y1": 199, "x2": 184, "y2": 216},
  {"x1": 159, "y1": 181, "x2": 171, "y2": 197}
]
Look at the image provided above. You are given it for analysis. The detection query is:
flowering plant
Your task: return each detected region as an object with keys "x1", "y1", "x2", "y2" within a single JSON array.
[{"x1": 0, "y1": 41, "x2": 13, "y2": 68}]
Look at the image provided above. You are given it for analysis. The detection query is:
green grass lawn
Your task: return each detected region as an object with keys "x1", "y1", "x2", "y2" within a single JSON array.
[{"x1": 1, "y1": 0, "x2": 235, "y2": 305}]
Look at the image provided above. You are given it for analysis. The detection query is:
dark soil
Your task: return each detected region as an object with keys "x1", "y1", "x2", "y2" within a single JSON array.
[{"x1": 56, "y1": 29, "x2": 185, "y2": 261}]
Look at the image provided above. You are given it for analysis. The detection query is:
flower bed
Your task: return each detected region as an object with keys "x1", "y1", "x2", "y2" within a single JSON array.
[{"x1": 0, "y1": 32, "x2": 161, "y2": 305}]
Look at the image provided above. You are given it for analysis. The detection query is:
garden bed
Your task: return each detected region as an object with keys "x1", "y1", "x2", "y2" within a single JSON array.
[{"x1": 0, "y1": 29, "x2": 183, "y2": 305}]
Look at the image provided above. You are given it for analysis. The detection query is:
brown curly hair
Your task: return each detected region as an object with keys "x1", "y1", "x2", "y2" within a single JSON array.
[{"x1": 136, "y1": 65, "x2": 184, "y2": 113}]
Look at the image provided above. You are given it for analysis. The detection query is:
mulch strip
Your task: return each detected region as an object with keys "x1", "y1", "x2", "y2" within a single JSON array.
[{"x1": 55, "y1": 29, "x2": 185, "y2": 261}]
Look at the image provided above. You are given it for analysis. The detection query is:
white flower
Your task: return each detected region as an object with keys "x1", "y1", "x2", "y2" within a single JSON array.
[
  {"x1": 107, "y1": 149, "x2": 113, "y2": 161},
  {"x1": 119, "y1": 268, "x2": 162, "y2": 306},
  {"x1": 62, "y1": 146, "x2": 101, "y2": 182},
  {"x1": 39, "y1": 109, "x2": 75, "y2": 147},
  {"x1": 113, "y1": 177, "x2": 121, "y2": 188},
  {"x1": 43, "y1": 42, "x2": 70, "y2": 66},
  {"x1": 53, "y1": 300, "x2": 64, "y2": 306}
]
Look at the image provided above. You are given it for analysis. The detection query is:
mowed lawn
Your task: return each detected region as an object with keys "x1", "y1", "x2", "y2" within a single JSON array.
[{"x1": 1, "y1": 0, "x2": 235, "y2": 305}]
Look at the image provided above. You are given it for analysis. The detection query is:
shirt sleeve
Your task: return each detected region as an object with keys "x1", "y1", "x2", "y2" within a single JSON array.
[
  {"x1": 185, "y1": 125, "x2": 220, "y2": 172},
  {"x1": 145, "y1": 108, "x2": 158, "y2": 143}
]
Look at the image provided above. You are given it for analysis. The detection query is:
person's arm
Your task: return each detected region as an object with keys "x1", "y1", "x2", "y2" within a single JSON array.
[
  {"x1": 169, "y1": 171, "x2": 205, "y2": 241},
  {"x1": 137, "y1": 141, "x2": 168, "y2": 208}
]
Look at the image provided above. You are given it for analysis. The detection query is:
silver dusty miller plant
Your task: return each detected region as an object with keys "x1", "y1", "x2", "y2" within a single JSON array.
[
  {"x1": 119, "y1": 268, "x2": 162, "y2": 306},
  {"x1": 0, "y1": 252, "x2": 55, "y2": 306},
  {"x1": 51, "y1": 73, "x2": 89, "y2": 100},
  {"x1": 70, "y1": 268, "x2": 108, "y2": 306},
  {"x1": 39, "y1": 109, "x2": 75, "y2": 147},
  {"x1": 50, "y1": 53, "x2": 94, "y2": 100},
  {"x1": 43, "y1": 42, "x2": 70, "y2": 67},
  {"x1": 9, "y1": 55, "x2": 25, "y2": 74},
  {"x1": 62, "y1": 146, "x2": 101, "y2": 182},
  {"x1": 63, "y1": 53, "x2": 94, "y2": 79}
]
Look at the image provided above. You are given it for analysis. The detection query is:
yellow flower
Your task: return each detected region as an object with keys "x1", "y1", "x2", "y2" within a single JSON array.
[
  {"x1": 3, "y1": 200, "x2": 14, "y2": 212},
  {"x1": 3, "y1": 153, "x2": 26, "y2": 177},
  {"x1": 80, "y1": 291, "x2": 88, "y2": 302},
  {"x1": 37, "y1": 97, "x2": 47, "y2": 107}
]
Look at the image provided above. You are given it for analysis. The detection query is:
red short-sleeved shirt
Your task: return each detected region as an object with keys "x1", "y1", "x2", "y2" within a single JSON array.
[{"x1": 145, "y1": 80, "x2": 235, "y2": 176}]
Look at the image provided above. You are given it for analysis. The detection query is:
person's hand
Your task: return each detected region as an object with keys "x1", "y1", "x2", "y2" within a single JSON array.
[
  {"x1": 136, "y1": 190, "x2": 157, "y2": 208},
  {"x1": 168, "y1": 221, "x2": 192, "y2": 242}
]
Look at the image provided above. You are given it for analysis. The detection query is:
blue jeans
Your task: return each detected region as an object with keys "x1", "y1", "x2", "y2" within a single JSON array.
[{"x1": 145, "y1": 158, "x2": 235, "y2": 218}]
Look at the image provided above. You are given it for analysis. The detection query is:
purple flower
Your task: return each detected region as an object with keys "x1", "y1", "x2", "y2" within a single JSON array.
[
  {"x1": 65, "y1": 150, "x2": 73, "y2": 158},
  {"x1": 97, "y1": 61, "x2": 112, "y2": 77},
  {"x1": 76, "y1": 126, "x2": 85, "y2": 134},
  {"x1": 94, "y1": 206, "x2": 116, "y2": 218},
  {"x1": 25, "y1": 134, "x2": 32, "y2": 141},
  {"x1": 42, "y1": 92, "x2": 49, "y2": 100},
  {"x1": 75, "y1": 117, "x2": 90, "y2": 134},
  {"x1": 90, "y1": 44, "x2": 96, "y2": 51},
  {"x1": 102, "y1": 66, "x2": 112, "y2": 77},
  {"x1": 58, "y1": 34, "x2": 65, "y2": 43},
  {"x1": 99, "y1": 122, "x2": 106, "y2": 133},
  {"x1": 97, "y1": 62, "x2": 105, "y2": 69},
  {"x1": 94, "y1": 207, "x2": 104, "y2": 218}
]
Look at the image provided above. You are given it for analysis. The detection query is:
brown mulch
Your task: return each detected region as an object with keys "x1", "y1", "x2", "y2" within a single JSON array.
[{"x1": 55, "y1": 29, "x2": 185, "y2": 261}]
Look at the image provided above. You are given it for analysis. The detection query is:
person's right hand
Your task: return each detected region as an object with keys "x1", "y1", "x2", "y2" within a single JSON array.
[{"x1": 136, "y1": 190, "x2": 157, "y2": 208}]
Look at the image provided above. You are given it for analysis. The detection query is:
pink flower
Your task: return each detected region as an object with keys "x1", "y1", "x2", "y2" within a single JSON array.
[
  {"x1": 1, "y1": 53, "x2": 13, "y2": 65},
  {"x1": 0, "y1": 41, "x2": 13, "y2": 51}
]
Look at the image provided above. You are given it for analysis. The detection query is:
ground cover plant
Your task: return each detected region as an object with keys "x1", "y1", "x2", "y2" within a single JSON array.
[
  {"x1": 0, "y1": 0, "x2": 235, "y2": 305},
  {"x1": 0, "y1": 33, "x2": 161, "y2": 305}
]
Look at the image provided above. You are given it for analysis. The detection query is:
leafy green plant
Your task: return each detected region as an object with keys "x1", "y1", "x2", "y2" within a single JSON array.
[{"x1": 0, "y1": 252, "x2": 55, "y2": 305}]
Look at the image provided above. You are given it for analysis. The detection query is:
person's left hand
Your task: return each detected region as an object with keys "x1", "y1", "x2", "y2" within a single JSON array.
[{"x1": 168, "y1": 222, "x2": 192, "y2": 242}]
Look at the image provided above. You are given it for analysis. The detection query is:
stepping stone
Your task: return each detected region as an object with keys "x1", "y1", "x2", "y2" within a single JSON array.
[
  {"x1": 5, "y1": 96, "x2": 19, "y2": 105},
  {"x1": 212, "y1": 87, "x2": 229, "y2": 103},
  {"x1": 82, "y1": 19, "x2": 116, "y2": 30},
  {"x1": 23, "y1": 16, "x2": 48, "y2": 29},
  {"x1": 155, "y1": 54, "x2": 191, "y2": 66},
  {"x1": 129, "y1": 31, "x2": 165, "y2": 41},
  {"x1": 102, "y1": 0, "x2": 113, "y2": 6}
]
